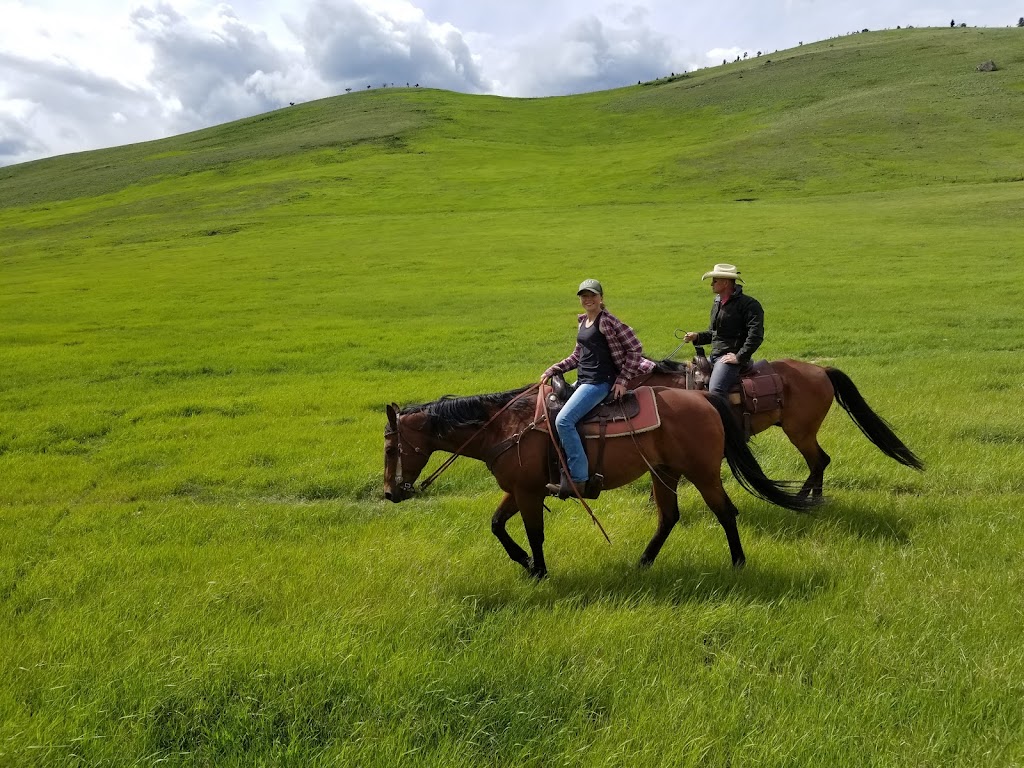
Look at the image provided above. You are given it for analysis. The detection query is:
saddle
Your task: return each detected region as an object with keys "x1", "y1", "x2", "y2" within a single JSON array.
[
  {"x1": 690, "y1": 348, "x2": 784, "y2": 415},
  {"x1": 536, "y1": 377, "x2": 661, "y2": 437},
  {"x1": 537, "y1": 377, "x2": 662, "y2": 500}
]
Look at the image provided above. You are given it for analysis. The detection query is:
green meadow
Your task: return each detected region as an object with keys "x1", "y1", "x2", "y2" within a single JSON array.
[{"x1": 2, "y1": 26, "x2": 1024, "y2": 766}]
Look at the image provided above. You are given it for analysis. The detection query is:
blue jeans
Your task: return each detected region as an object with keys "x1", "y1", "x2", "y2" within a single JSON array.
[
  {"x1": 554, "y1": 381, "x2": 611, "y2": 482},
  {"x1": 708, "y1": 356, "x2": 740, "y2": 397}
]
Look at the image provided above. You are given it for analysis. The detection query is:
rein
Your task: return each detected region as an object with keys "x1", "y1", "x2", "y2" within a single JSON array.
[
  {"x1": 411, "y1": 384, "x2": 540, "y2": 493},
  {"x1": 663, "y1": 328, "x2": 691, "y2": 361}
]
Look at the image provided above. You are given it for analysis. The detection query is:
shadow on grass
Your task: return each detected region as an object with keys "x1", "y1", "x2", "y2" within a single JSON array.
[
  {"x1": 737, "y1": 496, "x2": 914, "y2": 546},
  {"x1": 442, "y1": 555, "x2": 834, "y2": 612}
]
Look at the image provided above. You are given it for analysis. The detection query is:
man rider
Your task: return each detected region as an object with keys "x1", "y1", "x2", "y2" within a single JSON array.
[{"x1": 682, "y1": 263, "x2": 764, "y2": 397}]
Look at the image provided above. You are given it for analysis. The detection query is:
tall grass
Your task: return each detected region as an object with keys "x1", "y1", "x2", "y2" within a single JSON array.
[{"x1": 2, "y1": 27, "x2": 1024, "y2": 767}]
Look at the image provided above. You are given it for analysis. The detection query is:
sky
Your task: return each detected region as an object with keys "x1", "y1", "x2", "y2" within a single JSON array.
[{"x1": 1, "y1": 0, "x2": 1021, "y2": 166}]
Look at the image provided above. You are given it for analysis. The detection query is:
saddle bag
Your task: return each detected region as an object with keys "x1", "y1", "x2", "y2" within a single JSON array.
[{"x1": 741, "y1": 372, "x2": 784, "y2": 414}]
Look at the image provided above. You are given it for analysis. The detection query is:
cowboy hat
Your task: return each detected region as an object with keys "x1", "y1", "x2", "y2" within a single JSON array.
[{"x1": 701, "y1": 263, "x2": 743, "y2": 283}]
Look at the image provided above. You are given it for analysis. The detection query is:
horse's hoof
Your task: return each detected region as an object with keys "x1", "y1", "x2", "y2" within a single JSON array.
[
  {"x1": 732, "y1": 557, "x2": 747, "y2": 569},
  {"x1": 638, "y1": 557, "x2": 654, "y2": 570}
]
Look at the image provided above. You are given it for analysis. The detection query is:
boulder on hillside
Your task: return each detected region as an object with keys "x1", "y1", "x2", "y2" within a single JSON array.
[{"x1": 976, "y1": 60, "x2": 998, "y2": 72}]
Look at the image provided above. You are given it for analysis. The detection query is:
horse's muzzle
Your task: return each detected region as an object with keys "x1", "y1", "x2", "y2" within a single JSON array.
[{"x1": 384, "y1": 483, "x2": 415, "y2": 503}]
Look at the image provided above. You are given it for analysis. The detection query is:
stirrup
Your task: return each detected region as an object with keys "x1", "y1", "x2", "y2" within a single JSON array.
[{"x1": 581, "y1": 474, "x2": 603, "y2": 500}]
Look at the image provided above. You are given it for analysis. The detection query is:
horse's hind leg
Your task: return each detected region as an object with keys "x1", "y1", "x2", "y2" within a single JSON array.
[
  {"x1": 694, "y1": 478, "x2": 746, "y2": 568},
  {"x1": 778, "y1": 371, "x2": 834, "y2": 498},
  {"x1": 640, "y1": 469, "x2": 681, "y2": 568},
  {"x1": 491, "y1": 492, "x2": 531, "y2": 572},
  {"x1": 783, "y1": 425, "x2": 831, "y2": 499}
]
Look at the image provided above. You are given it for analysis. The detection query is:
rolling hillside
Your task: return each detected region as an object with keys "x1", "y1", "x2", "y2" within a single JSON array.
[{"x1": 2, "y1": 26, "x2": 1023, "y2": 211}]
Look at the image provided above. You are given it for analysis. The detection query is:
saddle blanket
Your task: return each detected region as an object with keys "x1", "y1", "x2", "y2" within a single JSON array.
[{"x1": 534, "y1": 385, "x2": 661, "y2": 438}]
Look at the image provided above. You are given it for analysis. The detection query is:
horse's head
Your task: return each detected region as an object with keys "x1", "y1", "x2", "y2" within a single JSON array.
[{"x1": 383, "y1": 403, "x2": 433, "y2": 503}]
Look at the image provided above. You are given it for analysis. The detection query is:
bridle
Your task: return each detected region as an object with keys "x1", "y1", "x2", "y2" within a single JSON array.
[{"x1": 386, "y1": 416, "x2": 427, "y2": 497}]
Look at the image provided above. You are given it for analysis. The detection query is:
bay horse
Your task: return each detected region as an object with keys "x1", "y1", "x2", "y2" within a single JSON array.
[
  {"x1": 637, "y1": 358, "x2": 924, "y2": 498},
  {"x1": 384, "y1": 385, "x2": 817, "y2": 579}
]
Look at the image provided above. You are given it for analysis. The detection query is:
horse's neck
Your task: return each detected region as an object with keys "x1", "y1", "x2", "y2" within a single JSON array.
[
  {"x1": 649, "y1": 368, "x2": 689, "y2": 388},
  {"x1": 436, "y1": 412, "x2": 526, "y2": 461}
]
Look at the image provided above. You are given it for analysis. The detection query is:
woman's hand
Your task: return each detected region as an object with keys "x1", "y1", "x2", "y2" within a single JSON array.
[
  {"x1": 683, "y1": 331, "x2": 697, "y2": 343},
  {"x1": 612, "y1": 383, "x2": 627, "y2": 400}
]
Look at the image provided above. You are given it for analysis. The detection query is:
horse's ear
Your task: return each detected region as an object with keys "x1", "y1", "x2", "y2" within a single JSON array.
[{"x1": 386, "y1": 403, "x2": 399, "y2": 428}]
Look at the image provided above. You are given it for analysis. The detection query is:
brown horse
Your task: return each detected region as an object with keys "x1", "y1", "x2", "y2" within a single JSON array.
[
  {"x1": 384, "y1": 386, "x2": 817, "y2": 579},
  {"x1": 638, "y1": 359, "x2": 924, "y2": 498}
]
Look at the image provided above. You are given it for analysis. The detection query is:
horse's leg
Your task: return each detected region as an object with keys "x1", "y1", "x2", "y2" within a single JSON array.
[
  {"x1": 639, "y1": 469, "x2": 681, "y2": 568},
  {"x1": 782, "y1": 424, "x2": 831, "y2": 499},
  {"x1": 693, "y1": 475, "x2": 746, "y2": 567},
  {"x1": 516, "y1": 490, "x2": 548, "y2": 580},
  {"x1": 775, "y1": 362, "x2": 835, "y2": 498},
  {"x1": 490, "y1": 492, "x2": 531, "y2": 572}
]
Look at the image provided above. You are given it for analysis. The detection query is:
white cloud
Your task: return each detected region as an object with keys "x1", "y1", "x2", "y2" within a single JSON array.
[
  {"x1": 0, "y1": 0, "x2": 500, "y2": 164},
  {"x1": 706, "y1": 47, "x2": 745, "y2": 66},
  {"x1": 0, "y1": 49, "x2": 167, "y2": 164},
  {"x1": 492, "y1": 12, "x2": 685, "y2": 96},
  {"x1": 129, "y1": 2, "x2": 295, "y2": 129},
  {"x1": 293, "y1": 0, "x2": 489, "y2": 92}
]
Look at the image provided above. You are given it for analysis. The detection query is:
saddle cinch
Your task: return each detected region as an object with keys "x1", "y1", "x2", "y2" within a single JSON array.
[{"x1": 536, "y1": 377, "x2": 662, "y2": 499}]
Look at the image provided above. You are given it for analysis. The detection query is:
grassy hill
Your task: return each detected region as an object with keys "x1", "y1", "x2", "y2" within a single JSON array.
[
  {"x1": 4, "y1": 26, "x2": 1024, "y2": 211},
  {"x1": 2, "y1": 27, "x2": 1024, "y2": 767}
]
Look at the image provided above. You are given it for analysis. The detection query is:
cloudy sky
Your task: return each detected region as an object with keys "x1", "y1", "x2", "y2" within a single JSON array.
[{"x1": 1, "y1": 0, "x2": 1020, "y2": 166}]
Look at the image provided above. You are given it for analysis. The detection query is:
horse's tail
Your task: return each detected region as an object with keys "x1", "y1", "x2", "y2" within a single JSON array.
[
  {"x1": 707, "y1": 394, "x2": 820, "y2": 512},
  {"x1": 825, "y1": 368, "x2": 924, "y2": 471}
]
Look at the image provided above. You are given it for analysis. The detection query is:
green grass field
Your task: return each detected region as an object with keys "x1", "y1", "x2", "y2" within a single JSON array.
[{"x1": 2, "y1": 26, "x2": 1024, "y2": 766}]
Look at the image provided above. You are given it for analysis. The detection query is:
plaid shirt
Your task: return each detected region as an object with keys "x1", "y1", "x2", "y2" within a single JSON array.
[{"x1": 545, "y1": 310, "x2": 655, "y2": 389}]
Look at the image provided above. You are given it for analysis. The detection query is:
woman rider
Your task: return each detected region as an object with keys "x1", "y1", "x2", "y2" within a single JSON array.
[
  {"x1": 682, "y1": 263, "x2": 764, "y2": 397},
  {"x1": 540, "y1": 279, "x2": 654, "y2": 499}
]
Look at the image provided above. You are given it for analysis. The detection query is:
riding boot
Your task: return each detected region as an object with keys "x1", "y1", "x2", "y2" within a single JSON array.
[
  {"x1": 546, "y1": 472, "x2": 582, "y2": 500},
  {"x1": 546, "y1": 473, "x2": 602, "y2": 500}
]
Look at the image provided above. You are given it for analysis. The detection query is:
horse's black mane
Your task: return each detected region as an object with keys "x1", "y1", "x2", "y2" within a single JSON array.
[
  {"x1": 653, "y1": 358, "x2": 687, "y2": 373},
  {"x1": 399, "y1": 385, "x2": 536, "y2": 437}
]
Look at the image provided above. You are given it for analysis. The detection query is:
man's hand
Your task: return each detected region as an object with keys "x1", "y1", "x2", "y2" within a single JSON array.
[
  {"x1": 718, "y1": 353, "x2": 739, "y2": 365},
  {"x1": 683, "y1": 331, "x2": 698, "y2": 343}
]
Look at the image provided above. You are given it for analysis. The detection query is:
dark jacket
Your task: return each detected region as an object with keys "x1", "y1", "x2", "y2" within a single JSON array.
[{"x1": 694, "y1": 286, "x2": 764, "y2": 364}]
